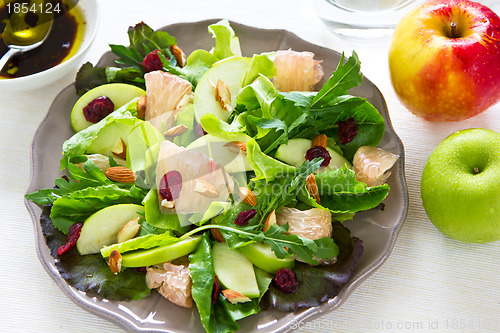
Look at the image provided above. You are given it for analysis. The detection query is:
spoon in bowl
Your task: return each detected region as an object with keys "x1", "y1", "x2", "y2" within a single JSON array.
[{"x1": 0, "y1": 1, "x2": 53, "y2": 74}]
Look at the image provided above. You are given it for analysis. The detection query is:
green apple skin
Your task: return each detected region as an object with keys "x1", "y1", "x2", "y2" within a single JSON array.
[
  {"x1": 194, "y1": 57, "x2": 250, "y2": 123},
  {"x1": 76, "y1": 204, "x2": 145, "y2": 255},
  {"x1": 86, "y1": 119, "x2": 143, "y2": 157},
  {"x1": 212, "y1": 241, "x2": 260, "y2": 298},
  {"x1": 239, "y1": 242, "x2": 295, "y2": 274},
  {"x1": 421, "y1": 129, "x2": 500, "y2": 243},
  {"x1": 71, "y1": 83, "x2": 146, "y2": 132},
  {"x1": 389, "y1": 0, "x2": 500, "y2": 121},
  {"x1": 121, "y1": 236, "x2": 202, "y2": 267},
  {"x1": 275, "y1": 138, "x2": 351, "y2": 170}
]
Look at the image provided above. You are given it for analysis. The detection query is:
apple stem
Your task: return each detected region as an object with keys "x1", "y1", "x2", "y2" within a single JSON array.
[
  {"x1": 473, "y1": 167, "x2": 480, "y2": 174},
  {"x1": 450, "y1": 22, "x2": 459, "y2": 38}
]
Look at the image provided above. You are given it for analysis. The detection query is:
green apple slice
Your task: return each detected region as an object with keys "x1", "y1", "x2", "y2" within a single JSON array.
[
  {"x1": 194, "y1": 56, "x2": 251, "y2": 123},
  {"x1": 71, "y1": 83, "x2": 146, "y2": 132},
  {"x1": 76, "y1": 204, "x2": 145, "y2": 255},
  {"x1": 186, "y1": 134, "x2": 251, "y2": 173},
  {"x1": 275, "y1": 138, "x2": 352, "y2": 170},
  {"x1": 121, "y1": 235, "x2": 202, "y2": 267},
  {"x1": 85, "y1": 118, "x2": 143, "y2": 157},
  {"x1": 239, "y1": 242, "x2": 295, "y2": 274},
  {"x1": 212, "y1": 241, "x2": 260, "y2": 298}
]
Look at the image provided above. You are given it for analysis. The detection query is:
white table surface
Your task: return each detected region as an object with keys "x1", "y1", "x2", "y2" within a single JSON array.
[{"x1": 1, "y1": 0, "x2": 500, "y2": 332}]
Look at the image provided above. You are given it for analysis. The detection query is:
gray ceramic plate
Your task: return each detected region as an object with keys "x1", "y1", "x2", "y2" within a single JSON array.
[{"x1": 25, "y1": 19, "x2": 408, "y2": 333}]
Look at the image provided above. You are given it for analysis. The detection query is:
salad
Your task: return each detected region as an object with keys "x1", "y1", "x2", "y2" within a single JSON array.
[{"x1": 26, "y1": 20, "x2": 399, "y2": 333}]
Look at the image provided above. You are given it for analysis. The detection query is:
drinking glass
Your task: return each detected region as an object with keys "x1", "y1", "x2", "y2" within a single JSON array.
[{"x1": 312, "y1": 0, "x2": 425, "y2": 39}]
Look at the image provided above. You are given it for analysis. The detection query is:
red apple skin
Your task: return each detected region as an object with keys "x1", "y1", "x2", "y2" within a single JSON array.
[{"x1": 389, "y1": 0, "x2": 500, "y2": 121}]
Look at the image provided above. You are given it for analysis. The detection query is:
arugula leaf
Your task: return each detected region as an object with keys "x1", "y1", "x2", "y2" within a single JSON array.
[
  {"x1": 263, "y1": 222, "x2": 363, "y2": 311},
  {"x1": 40, "y1": 206, "x2": 150, "y2": 301},
  {"x1": 50, "y1": 184, "x2": 147, "y2": 234},
  {"x1": 311, "y1": 51, "x2": 362, "y2": 108},
  {"x1": 75, "y1": 62, "x2": 145, "y2": 95}
]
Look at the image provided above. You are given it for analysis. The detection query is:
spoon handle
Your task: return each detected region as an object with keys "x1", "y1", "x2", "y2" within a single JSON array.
[{"x1": 0, "y1": 48, "x2": 20, "y2": 73}]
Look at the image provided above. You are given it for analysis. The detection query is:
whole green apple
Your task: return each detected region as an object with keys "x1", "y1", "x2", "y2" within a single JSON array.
[
  {"x1": 421, "y1": 128, "x2": 500, "y2": 243},
  {"x1": 389, "y1": 0, "x2": 500, "y2": 122}
]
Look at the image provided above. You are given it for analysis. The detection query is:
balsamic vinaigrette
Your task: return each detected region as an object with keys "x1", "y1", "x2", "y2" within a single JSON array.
[{"x1": 0, "y1": 0, "x2": 85, "y2": 79}]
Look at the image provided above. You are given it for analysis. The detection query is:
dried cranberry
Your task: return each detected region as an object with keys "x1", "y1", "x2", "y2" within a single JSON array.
[
  {"x1": 140, "y1": 49, "x2": 164, "y2": 72},
  {"x1": 83, "y1": 96, "x2": 114, "y2": 123},
  {"x1": 274, "y1": 268, "x2": 299, "y2": 294},
  {"x1": 57, "y1": 222, "x2": 83, "y2": 256},
  {"x1": 234, "y1": 209, "x2": 257, "y2": 226},
  {"x1": 337, "y1": 117, "x2": 358, "y2": 145},
  {"x1": 305, "y1": 146, "x2": 331, "y2": 167},
  {"x1": 159, "y1": 170, "x2": 183, "y2": 201},
  {"x1": 212, "y1": 275, "x2": 221, "y2": 304}
]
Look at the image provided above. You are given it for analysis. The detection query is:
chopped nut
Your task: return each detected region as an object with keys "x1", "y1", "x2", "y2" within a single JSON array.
[
  {"x1": 311, "y1": 134, "x2": 328, "y2": 148},
  {"x1": 163, "y1": 124, "x2": 188, "y2": 139},
  {"x1": 215, "y1": 79, "x2": 232, "y2": 112},
  {"x1": 170, "y1": 44, "x2": 187, "y2": 67},
  {"x1": 161, "y1": 199, "x2": 175, "y2": 209},
  {"x1": 111, "y1": 138, "x2": 127, "y2": 160},
  {"x1": 105, "y1": 166, "x2": 136, "y2": 183},
  {"x1": 108, "y1": 250, "x2": 122, "y2": 275},
  {"x1": 222, "y1": 289, "x2": 252, "y2": 304},
  {"x1": 306, "y1": 173, "x2": 321, "y2": 204},
  {"x1": 137, "y1": 95, "x2": 147, "y2": 119},
  {"x1": 263, "y1": 210, "x2": 276, "y2": 232},
  {"x1": 211, "y1": 228, "x2": 225, "y2": 242},
  {"x1": 238, "y1": 187, "x2": 257, "y2": 206},
  {"x1": 224, "y1": 141, "x2": 247, "y2": 155},
  {"x1": 117, "y1": 217, "x2": 141, "y2": 243},
  {"x1": 194, "y1": 179, "x2": 219, "y2": 198}
]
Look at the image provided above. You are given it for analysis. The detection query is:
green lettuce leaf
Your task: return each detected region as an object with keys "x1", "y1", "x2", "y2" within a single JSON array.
[
  {"x1": 208, "y1": 19, "x2": 242, "y2": 60},
  {"x1": 241, "y1": 52, "x2": 276, "y2": 87},
  {"x1": 142, "y1": 189, "x2": 191, "y2": 234},
  {"x1": 246, "y1": 139, "x2": 295, "y2": 182}
]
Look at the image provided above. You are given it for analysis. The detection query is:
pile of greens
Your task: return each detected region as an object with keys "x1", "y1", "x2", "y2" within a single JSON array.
[{"x1": 26, "y1": 20, "x2": 391, "y2": 333}]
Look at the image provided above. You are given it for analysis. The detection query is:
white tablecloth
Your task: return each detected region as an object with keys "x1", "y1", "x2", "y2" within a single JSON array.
[{"x1": 1, "y1": 0, "x2": 500, "y2": 332}]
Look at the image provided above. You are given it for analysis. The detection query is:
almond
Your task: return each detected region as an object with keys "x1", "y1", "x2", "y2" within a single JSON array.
[
  {"x1": 263, "y1": 210, "x2": 276, "y2": 232},
  {"x1": 105, "y1": 166, "x2": 135, "y2": 183},
  {"x1": 306, "y1": 173, "x2": 321, "y2": 204},
  {"x1": 194, "y1": 179, "x2": 219, "y2": 198},
  {"x1": 164, "y1": 124, "x2": 188, "y2": 139},
  {"x1": 108, "y1": 249, "x2": 122, "y2": 275},
  {"x1": 238, "y1": 187, "x2": 257, "y2": 206},
  {"x1": 311, "y1": 134, "x2": 328, "y2": 148},
  {"x1": 137, "y1": 95, "x2": 147, "y2": 119},
  {"x1": 215, "y1": 79, "x2": 232, "y2": 112},
  {"x1": 161, "y1": 199, "x2": 175, "y2": 209},
  {"x1": 111, "y1": 138, "x2": 127, "y2": 160},
  {"x1": 211, "y1": 228, "x2": 225, "y2": 242},
  {"x1": 224, "y1": 141, "x2": 247, "y2": 155},
  {"x1": 222, "y1": 289, "x2": 251, "y2": 304},
  {"x1": 117, "y1": 217, "x2": 141, "y2": 243},
  {"x1": 170, "y1": 44, "x2": 187, "y2": 67}
]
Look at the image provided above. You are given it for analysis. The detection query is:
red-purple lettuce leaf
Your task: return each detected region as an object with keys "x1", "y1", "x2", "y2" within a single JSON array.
[
  {"x1": 262, "y1": 222, "x2": 363, "y2": 311},
  {"x1": 40, "y1": 206, "x2": 151, "y2": 301}
]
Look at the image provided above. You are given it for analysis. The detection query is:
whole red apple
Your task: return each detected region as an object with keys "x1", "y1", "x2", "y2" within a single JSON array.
[{"x1": 389, "y1": 0, "x2": 500, "y2": 122}]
